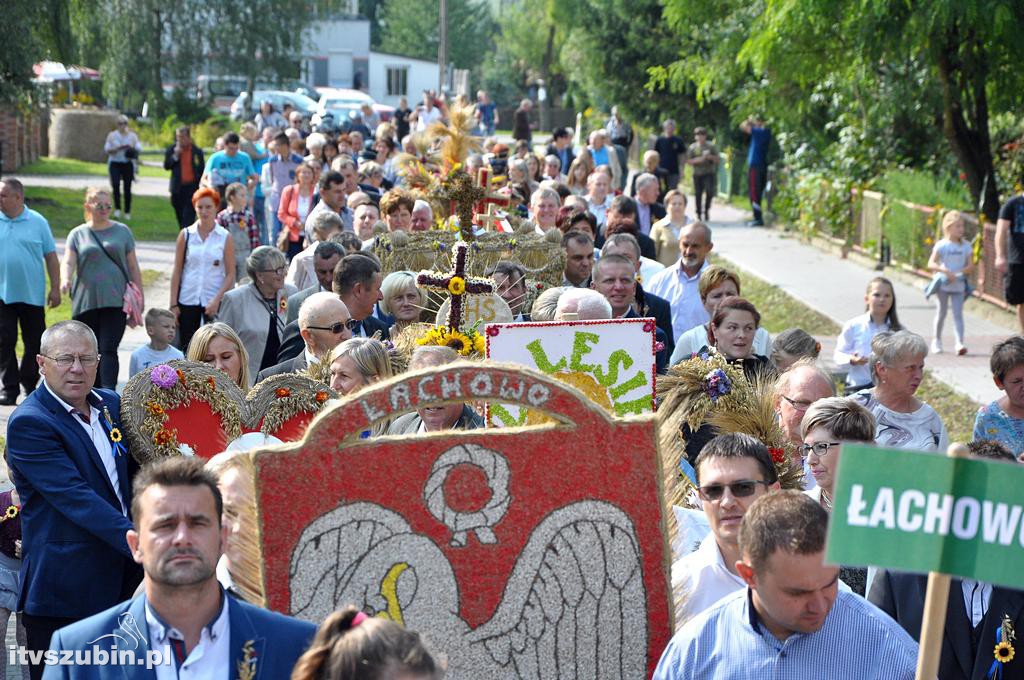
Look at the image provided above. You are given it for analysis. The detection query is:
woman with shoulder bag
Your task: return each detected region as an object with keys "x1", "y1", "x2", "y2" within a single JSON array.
[
  {"x1": 103, "y1": 115, "x2": 142, "y2": 220},
  {"x1": 61, "y1": 187, "x2": 144, "y2": 388}
]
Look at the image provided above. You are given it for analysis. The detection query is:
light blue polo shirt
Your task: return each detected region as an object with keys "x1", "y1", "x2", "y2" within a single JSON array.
[
  {"x1": 0, "y1": 206, "x2": 56, "y2": 306},
  {"x1": 205, "y1": 150, "x2": 257, "y2": 187}
]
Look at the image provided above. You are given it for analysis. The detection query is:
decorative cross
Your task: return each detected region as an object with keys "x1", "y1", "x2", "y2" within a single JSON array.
[
  {"x1": 417, "y1": 242, "x2": 494, "y2": 330},
  {"x1": 431, "y1": 169, "x2": 485, "y2": 242},
  {"x1": 473, "y1": 202, "x2": 507, "y2": 232},
  {"x1": 473, "y1": 167, "x2": 511, "y2": 217}
]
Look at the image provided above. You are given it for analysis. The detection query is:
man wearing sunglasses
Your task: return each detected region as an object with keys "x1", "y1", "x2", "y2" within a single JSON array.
[
  {"x1": 256, "y1": 292, "x2": 354, "y2": 382},
  {"x1": 671, "y1": 433, "x2": 780, "y2": 627}
]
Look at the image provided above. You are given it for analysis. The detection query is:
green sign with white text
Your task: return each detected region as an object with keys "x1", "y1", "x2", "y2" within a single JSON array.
[{"x1": 826, "y1": 444, "x2": 1024, "y2": 590}]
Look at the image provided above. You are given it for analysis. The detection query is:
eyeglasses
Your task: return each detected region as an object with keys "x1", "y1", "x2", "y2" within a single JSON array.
[
  {"x1": 258, "y1": 267, "x2": 287, "y2": 276},
  {"x1": 307, "y1": 319, "x2": 359, "y2": 334},
  {"x1": 697, "y1": 479, "x2": 772, "y2": 502},
  {"x1": 42, "y1": 354, "x2": 100, "y2": 368},
  {"x1": 92, "y1": 203, "x2": 112, "y2": 210},
  {"x1": 781, "y1": 395, "x2": 814, "y2": 411},
  {"x1": 800, "y1": 441, "x2": 841, "y2": 458}
]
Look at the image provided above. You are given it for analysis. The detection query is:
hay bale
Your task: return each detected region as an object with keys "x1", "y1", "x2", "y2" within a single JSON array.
[{"x1": 49, "y1": 108, "x2": 120, "y2": 163}]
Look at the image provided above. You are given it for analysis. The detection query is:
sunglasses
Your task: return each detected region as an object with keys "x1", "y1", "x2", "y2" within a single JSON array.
[
  {"x1": 697, "y1": 479, "x2": 772, "y2": 502},
  {"x1": 307, "y1": 319, "x2": 360, "y2": 334},
  {"x1": 92, "y1": 203, "x2": 112, "y2": 210}
]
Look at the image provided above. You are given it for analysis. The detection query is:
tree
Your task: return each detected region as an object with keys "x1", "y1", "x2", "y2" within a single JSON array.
[
  {"x1": 0, "y1": 0, "x2": 46, "y2": 104},
  {"x1": 377, "y1": 0, "x2": 496, "y2": 87},
  {"x1": 657, "y1": 0, "x2": 1024, "y2": 219}
]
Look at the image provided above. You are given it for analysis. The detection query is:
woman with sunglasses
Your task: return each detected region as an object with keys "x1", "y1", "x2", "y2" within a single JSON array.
[
  {"x1": 216, "y1": 246, "x2": 296, "y2": 381},
  {"x1": 61, "y1": 187, "x2": 143, "y2": 388},
  {"x1": 102, "y1": 115, "x2": 142, "y2": 219},
  {"x1": 799, "y1": 396, "x2": 877, "y2": 594}
]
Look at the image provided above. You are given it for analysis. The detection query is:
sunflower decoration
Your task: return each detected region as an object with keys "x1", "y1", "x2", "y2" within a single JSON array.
[
  {"x1": 995, "y1": 615, "x2": 1017, "y2": 665},
  {"x1": 415, "y1": 323, "x2": 487, "y2": 358}
]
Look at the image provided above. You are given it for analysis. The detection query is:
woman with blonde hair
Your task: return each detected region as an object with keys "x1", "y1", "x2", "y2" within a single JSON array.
[
  {"x1": 328, "y1": 337, "x2": 394, "y2": 397},
  {"x1": 186, "y1": 321, "x2": 251, "y2": 390},
  {"x1": 61, "y1": 187, "x2": 144, "y2": 388},
  {"x1": 379, "y1": 271, "x2": 424, "y2": 335}
]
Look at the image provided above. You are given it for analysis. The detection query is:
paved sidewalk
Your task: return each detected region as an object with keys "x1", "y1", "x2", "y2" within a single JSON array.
[
  {"x1": 16, "y1": 174, "x2": 168, "y2": 197},
  {"x1": 706, "y1": 203, "x2": 1007, "y2": 406}
]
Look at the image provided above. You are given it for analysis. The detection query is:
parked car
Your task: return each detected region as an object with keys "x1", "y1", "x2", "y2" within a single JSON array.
[
  {"x1": 199, "y1": 75, "x2": 317, "y2": 114},
  {"x1": 230, "y1": 90, "x2": 319, "y2": 122},
  {"x1": 313, "y1": 89, "x2": 395, "y2": 130}
]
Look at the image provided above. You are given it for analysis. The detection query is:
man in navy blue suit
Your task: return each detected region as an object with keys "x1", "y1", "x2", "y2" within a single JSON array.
[
  {"x1": 45, "y1": 456, "x2": 316, "y2": 678},
  {"x1": 7, "y1": 320, "x2": 143, "y2": 680}
]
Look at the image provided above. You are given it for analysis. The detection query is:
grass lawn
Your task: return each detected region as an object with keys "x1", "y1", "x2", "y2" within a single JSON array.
[
  {"x1": 19, "y1": 157, "x2": 170, "y2": 179},
  {"x1": 14, "y1": 270, "x2": 162, "y2": 357},
  {"x1": 718, "y1": 256, "x2": 980, "y2": 444},
  {"x1": 24, "y1": 187, "x2": 180, "y2": 241}
]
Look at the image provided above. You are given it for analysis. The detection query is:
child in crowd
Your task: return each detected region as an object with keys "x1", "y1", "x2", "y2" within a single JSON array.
[
  {"x1": 926, "y1": 209, "x2": 973, "y2": 355},
  {"x1": 290, "y1": 606, "x2": 439, "y2": 680},
  {"x1": 0, "y1": 461, "x2": 28, "y2": 680},
  {"x1": 129, "y1": 308, "x2": 184, "y2": 377},
  {"x1": 973, "y1": 336, "x2": 1024, "y2": 458},
  {"x1": 771, "y1": 328, "x2": 821, "y2": 372},
  {"x1": 216, "y1": 182, "x2": 259, "y2": 283},
  {"x1": 833, "y1": 277, "x2": 902, "y2": 394}
]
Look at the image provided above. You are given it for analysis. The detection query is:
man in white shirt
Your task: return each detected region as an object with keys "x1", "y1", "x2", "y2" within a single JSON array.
[
  {"x1": 585, "y1": 171, "x2": 613, "y2": 229},
  {"x1": 646, "y1": 222, "x2": 714, "y2": 342},
  {"x1": 287, "y1": 210, "x2": 343, "y2": 291},
  {"x1": 672, "y1": 433, "x2": 779, "y2": 627}
]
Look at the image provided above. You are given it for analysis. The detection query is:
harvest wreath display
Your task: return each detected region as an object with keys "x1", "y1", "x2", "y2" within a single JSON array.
[{"x1": 120, "y1": 361, "x2": 337, "y2": 463}]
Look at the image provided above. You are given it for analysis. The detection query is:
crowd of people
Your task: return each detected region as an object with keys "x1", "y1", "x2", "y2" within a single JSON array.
[{"x1": 0, "y1": 89, "x2": 1022, "y2": 678}]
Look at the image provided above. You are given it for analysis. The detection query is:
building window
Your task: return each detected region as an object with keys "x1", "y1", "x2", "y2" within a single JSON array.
[{"x1": 386, "y1": 67, "x2": 408, "y2": 97}]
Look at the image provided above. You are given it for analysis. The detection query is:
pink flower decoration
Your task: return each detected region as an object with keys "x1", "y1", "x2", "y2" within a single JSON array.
[
  {"x1": 486, "y1": 326, "x2": 500, "y2": 337},
  {"x1": 150, "y1": 364, "x2": 178, "y2": 389},
  {"x1": 643, "y1": 320, "x2": 656, "y2": 333},
  {"x1": 655, "y1": 341, "x2": 665, "y2": 353}
]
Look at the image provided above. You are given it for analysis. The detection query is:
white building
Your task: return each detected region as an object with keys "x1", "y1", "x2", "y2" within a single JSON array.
[
  {"x1": 302, "y1": 17, "x2": 371, "y2": 89},
  {"x1": 367, "y1": 51, "x2": 439, "y2": 107}
]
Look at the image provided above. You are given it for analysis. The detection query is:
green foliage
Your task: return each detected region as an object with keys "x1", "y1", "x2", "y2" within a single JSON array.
[
  {"x1": 1, "y1": 0, "x2": 46, "y2": 104},
  {"x1": 875, "y1": 170, "x2": 973, "y2": 211},
  {"x1": 135, "y1": 114, "x2": 235, "y2": 150},
  {"x1": 378, "y1": 0, "x2": 495, "y2": 82},
  {"x1": 23, "y1": 187, "x2": 181, "y2": 241},
  {"x1": 19, "y1": 157, "x2": 169, "y2": 179}
]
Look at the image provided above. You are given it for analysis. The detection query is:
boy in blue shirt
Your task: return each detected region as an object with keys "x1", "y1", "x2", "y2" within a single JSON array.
[{"x1": 129, "y1": 308, "x2": 184, "y2": 376}]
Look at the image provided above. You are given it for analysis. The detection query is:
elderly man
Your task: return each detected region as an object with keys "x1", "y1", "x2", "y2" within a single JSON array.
[
  {"x1": 555, "y1": 288, "x2": 612, "y2": 321},
  {"x1": 671, "y1": 434, "x2": 780, "y2": 627},
  {"x1": 541, "y1": 154, "x2": 566, "y2": 183},
  {"x1": 491, "y1": 260, "x2": 529, "y2": 321},
  {"x1": 0, "y1": 179, "x2": 61, "y2": 405},
  {"x1": 773, "y1": 359, "x2": 836, "y2": 486},
  {"x1": 7, "y1": 321, "x2": 141, "y2": 679},
  {"x1": 288, "y1": 210, "x2": 343, "y2": 291},
  {"x1": 277, "y1": 253, "x2": 387, "y2": 363},
  {"x1": 653, "y1": 491, "x2": 918, "y2": 679},
  {"x1": 48, "y1": 457, "x2": 316, "y2": 678},
  {"x1": 646, "y1": 222, "x2": 714, "y2": 344},
  {"x1": 634, "y1": 173, "x2": 667, "y2": 236},
  {"x1": 304, "y1": 169, "x2": 352, "y2": 242},
  {"x1": 411, "y1": 199, "x2": 434, "y2": 232},
  {"x1": 562, "y1": 232, "x2": 595, "y2": 288},
  {"x1": 257, "y1": 291, "x2": 353, "y2": 381},
  {"x1": 388, "y1": 346, "x2": 485, "y2": 434},
  {"x1": 530, "y1": 187, "x2": 560, "y2": 232},
  {"x1": 286, "y1": 241, "x2": 344, "y2": 324}
]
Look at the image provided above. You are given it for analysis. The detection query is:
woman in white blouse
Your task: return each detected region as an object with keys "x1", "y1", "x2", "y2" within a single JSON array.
[
  {"x1": 833, "y1": 277, "x2": 902, "y2": 393},
  {"x1": 169, "y1": 187, "x2": 236, "y2": 351},
  {"x1": 102, "y1": 115, "x2": 143, "y2": 220}
]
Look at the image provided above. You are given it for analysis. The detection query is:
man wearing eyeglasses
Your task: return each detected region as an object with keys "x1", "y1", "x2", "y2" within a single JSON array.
[
  {"x1": 256, "y1": 292, "x2": 353, "y2": 382},
  {"x1": 6, "y1": 320, "x2": 142, "y2": 678},
  {"x1": 772, "y1": 360, "x2": 836, "y2": 488},
  {"x1": 671, "y1": 433, "x2": 780, "y2": 628}
]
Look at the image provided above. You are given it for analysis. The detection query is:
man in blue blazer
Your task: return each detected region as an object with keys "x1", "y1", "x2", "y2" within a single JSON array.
[
  {"x1": 45, "y1": 456, "x2": 316, "y2": 679},
  {"x1": 7, "y1": 321, "x2": 143, "y2": 680}
]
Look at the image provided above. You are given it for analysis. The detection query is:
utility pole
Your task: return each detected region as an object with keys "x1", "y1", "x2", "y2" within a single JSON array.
[{"x1": 438, "y1": 0, "x2": 448, "y2": 94}]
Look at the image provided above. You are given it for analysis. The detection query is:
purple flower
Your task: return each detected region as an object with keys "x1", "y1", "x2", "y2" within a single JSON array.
[
  {"x1": 703, "y1": 368, "x2": 732, "y2": 402},
  {"x1": 150, "y1": 364, "x2": 179, "y2": 389}
]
